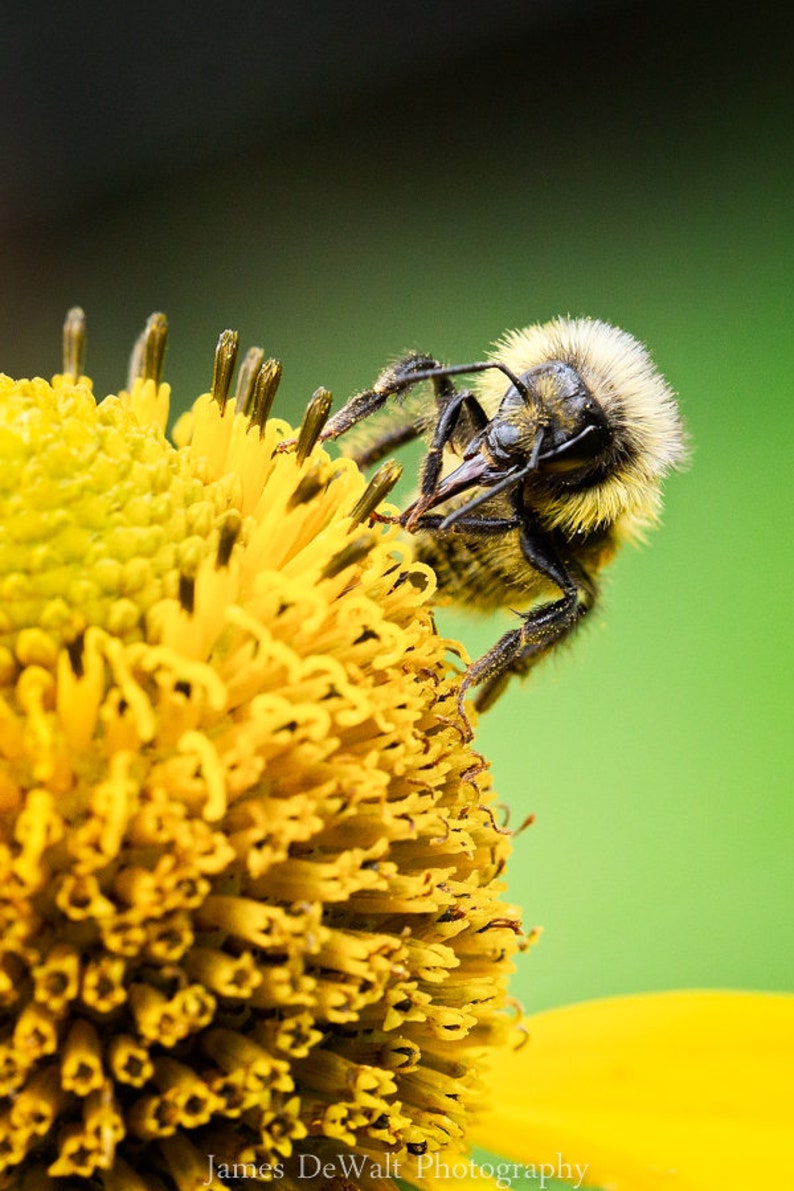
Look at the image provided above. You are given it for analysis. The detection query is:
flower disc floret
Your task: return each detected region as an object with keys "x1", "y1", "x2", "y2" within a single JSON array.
[{"x1": 0, "y1": 319, "x2": 522, "y2": 1188}]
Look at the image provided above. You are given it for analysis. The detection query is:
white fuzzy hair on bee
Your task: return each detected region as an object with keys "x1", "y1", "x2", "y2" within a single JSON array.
[{"x1": 314, "y1": 314, "x2": 688, "y2": 726}]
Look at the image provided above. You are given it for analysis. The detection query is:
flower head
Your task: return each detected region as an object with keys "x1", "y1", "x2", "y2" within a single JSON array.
[{"x1": 0, "y1": 312, "x2": 522, "y2": 1186}]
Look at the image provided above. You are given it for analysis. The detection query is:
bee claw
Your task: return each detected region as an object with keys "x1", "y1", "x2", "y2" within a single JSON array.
[
  {"x1": 399, "y1": 503, "x2": 421, "y2": 530},
  {"x1": 436, "y1": 706, "x2": 474, "y2": 743},
  {"x1": 455, "y1": 681, "x2": 475, "y2": 741}
]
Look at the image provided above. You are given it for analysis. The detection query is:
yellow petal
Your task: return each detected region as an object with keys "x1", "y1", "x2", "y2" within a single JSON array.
[{"x1": 474, "y1": 991, "x2": 794, "y2": 1191}]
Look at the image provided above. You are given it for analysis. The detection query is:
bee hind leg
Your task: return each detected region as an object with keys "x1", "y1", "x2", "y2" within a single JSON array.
[
  {"x1": 460, "y1": 590, "x2": 592, "y2": 720},
  {"x1": 461, "y1": 512, "x2": 599, "y2": 714}
]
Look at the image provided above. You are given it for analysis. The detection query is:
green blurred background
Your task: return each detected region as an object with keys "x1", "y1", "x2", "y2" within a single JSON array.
[{"x1": 1, "y1": 0, "x2": 791, "y2": 1028}]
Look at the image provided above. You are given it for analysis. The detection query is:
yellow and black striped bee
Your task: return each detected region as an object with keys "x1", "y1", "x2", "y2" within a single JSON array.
[{"x1": 320, "y1": 317, "x2": 687, "y2": 720}]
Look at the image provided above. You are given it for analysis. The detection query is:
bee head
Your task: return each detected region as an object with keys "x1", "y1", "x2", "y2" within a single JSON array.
[
  {"x1": 493, "y1": 359, "x2": 614, "y2": 479},
  {"x1": 479, "y1": 318, "x2": 688, "y2": 537}
]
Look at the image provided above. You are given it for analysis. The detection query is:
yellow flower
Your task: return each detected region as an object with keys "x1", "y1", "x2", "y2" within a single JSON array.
[
  {"x1": 2, "y1": 311, "x2": 791, "y2": 1191},
  {"x1": 0, "y1": 311, "x2": 522, "y2": 1186},
  {"x1": 475, "y1": 989, "x2": 794, "y2": 1191}
]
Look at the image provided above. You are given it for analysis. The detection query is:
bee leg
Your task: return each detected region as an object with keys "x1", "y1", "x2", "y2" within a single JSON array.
[
  {"x1": 287, "y1": 354, "x2": 529, "y2": 458},
  {"x1": 350, "y1": 420, "x2": 425, "y2": 469},
  {"x1": 322, "y1": 354, "x2": 488, "y2": 460},
  {"x1": 463, "y1": 594, "x2": 587, "y2": 717},
  {"x1": 407, "y1": 513, "x2": 521, "y2": 535},
  {"x1": 347, "y1": 381, "x2": 485, "y2": 472},
  {"x1": 320, "y1": 354, "x2": 447, "y2": 444},
  {"x1": 460, "y1": 519, "x2": 596, "y2": 719},
  {"x1": 414, "y1": 387, "x2": 489, "y2": 513}
]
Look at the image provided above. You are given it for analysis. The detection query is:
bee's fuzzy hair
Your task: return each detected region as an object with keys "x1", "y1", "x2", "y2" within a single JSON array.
[{"x1": 475, "y1": 317, "x2": 689, "y2": 537}]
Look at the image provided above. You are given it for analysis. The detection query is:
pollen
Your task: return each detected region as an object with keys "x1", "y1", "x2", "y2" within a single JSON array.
[{"x1": 0, "y1": 312, "x2": 522, "y2": 1187}]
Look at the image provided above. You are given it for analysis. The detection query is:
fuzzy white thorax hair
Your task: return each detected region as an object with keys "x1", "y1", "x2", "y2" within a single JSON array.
[{"x1": 474, "y1": 317, "x2": 688, "y2": 538}]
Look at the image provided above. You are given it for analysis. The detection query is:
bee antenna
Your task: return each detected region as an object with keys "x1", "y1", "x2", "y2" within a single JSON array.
[{"x1": 490, "y1": 362, "x2": 538, "y2": 408}]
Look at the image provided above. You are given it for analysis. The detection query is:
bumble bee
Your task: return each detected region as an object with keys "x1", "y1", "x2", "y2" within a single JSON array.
[{"x1": 320, "y1": 317, "x2": 687, "y2": 719}]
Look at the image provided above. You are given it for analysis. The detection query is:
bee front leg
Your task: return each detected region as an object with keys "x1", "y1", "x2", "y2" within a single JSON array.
[
  {"x1": 320, "y1": 354, "x2": 446, "y2": 445},
  {"x1": 410, "y1": 387, "x2": 489, "y2": 522},
  {"x1": 320, "y1": 355, "x2": 488, "y2": 473}
]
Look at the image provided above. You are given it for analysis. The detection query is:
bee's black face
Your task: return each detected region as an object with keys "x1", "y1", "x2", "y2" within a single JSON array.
[{"x1": 510, "y1": 360, "x2": 616, "y2": 487}]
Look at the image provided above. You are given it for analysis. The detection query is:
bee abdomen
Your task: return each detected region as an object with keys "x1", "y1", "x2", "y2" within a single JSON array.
[{"x1": 414, "y1": 528, "x2": 548, "y2": 611}]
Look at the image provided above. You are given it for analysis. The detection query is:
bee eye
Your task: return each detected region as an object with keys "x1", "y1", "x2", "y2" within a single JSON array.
[
  {"x1": 539, "y1": 421, "x2": 612, "y2": 475},
  {"x1": 486, "y1": 419, "x2": 523, "y2": 459}
]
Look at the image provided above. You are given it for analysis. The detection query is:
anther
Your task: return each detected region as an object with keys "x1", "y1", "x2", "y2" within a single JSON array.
[
  {"x1": 234, "y1": 347, "x2": 265, "y2": 415},
  {"x1": 347, "y1": 460, "x2": 403, "y2": 525},
  {"x1": 178, "y1": 573, "x2": 196, "y2": 614},
  {"x1": 210, "y1": 330, "x2": 239, "y2": 413},
  {"x1": 249, "y1": 358, "x2": 283, "y2": 436},
  {"x1": 216, "y1": 512, "x2": 243, "y2": 568},
  {"x1": 128, "y1": 313, "x2": 169, "y2": 389},
  {"x1": 62, "y1": 307, "x2": 86, "y2": 379},
  {"x1": 320, "y1": 535, "x2": 375, "y2": 580},
  {"x1": 296, "y1": 388, "x2": 333, "y2": 464}
]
